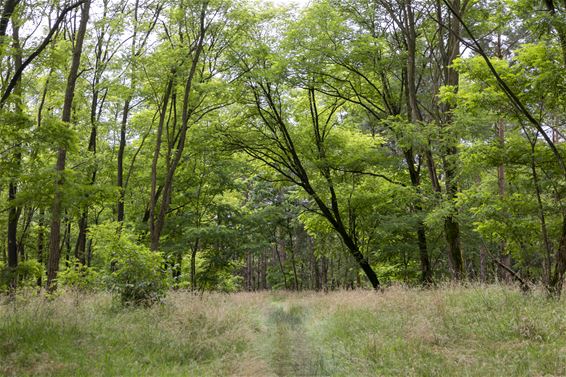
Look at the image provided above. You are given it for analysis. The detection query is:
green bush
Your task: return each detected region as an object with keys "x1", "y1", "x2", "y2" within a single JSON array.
[
  {"x1": 111, "y1": 244, "x2": 167, "y2": 306},
  {"x1": 58, "y1": 260, "x2": 102, "y2": 291},
  {"x1": 90, "y1": 222, "x2": 168, "y2": 306},
  {"x1": 17, "y1": 260, "x2": 44, "y2": 286},
  {"x1": 0, "y1": 260, "x2": 43, "y2": 291}
]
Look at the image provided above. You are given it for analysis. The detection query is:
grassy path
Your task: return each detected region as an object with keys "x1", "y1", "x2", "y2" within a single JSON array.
[{"x1": 264, "y1": 298, "x2": 326, "y2": 376}]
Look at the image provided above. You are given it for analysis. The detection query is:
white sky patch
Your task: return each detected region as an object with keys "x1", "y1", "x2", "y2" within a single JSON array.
[{"x1": 264, "y1": 0, "x2": 311, "y2": 8}]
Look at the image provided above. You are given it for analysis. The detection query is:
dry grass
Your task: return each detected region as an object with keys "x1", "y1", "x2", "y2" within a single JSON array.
[{"x1": 1, "y1": 285, "x2": 566, "y2": 376}]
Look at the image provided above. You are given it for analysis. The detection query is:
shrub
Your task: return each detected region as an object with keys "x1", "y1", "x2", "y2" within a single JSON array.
[
  {"x1": 90, "y1": 222, "x2": 168, "y2": 306},
  {"x1": 58, "y1": 260, "x2": 102, "y2": 291},
  {"x1": 16, "y1": 260, "x2": 44, "y2": 286},
  {"x1": 0, "y1": 260, "x2": 43, "y2": 291},
  {"x1": 111, "y1": 244, "x2": 167, "y2": 306}
]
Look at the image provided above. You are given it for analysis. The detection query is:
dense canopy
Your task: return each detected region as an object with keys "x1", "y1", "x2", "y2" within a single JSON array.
[{"x1": 0, "y1": 0, "x2": 565, "y2": 298}]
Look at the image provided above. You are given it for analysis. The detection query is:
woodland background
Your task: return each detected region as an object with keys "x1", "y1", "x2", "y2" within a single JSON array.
[{"x1": 0, "y1": 0, "x2": 565, "y2": 300}]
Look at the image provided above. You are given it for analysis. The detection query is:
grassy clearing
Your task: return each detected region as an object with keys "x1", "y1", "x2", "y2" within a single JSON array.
[{"x1": 1, "y1": 285, "x2": 566, "y2": 376}]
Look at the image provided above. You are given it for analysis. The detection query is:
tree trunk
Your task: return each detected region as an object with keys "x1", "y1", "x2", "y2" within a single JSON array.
[
  {"x1": 441, "y1": 0, "x2": 464, "y2": 280},
  {"x1": 190, "y1": 238, "x2": 199, "y2": 290},
  {"x1": 149, "y1": 78, "x2": 173, "y2": 250},
  {"x1": 274, "y1": 239, "x2": 288, "y2": 289},
  {"x1": 149, "y1": 3, "x2": 208, "y2": 251},
  {"x1": 287, "y1": 222, "x2": 299, "y2": 290},
  {"x1": 551, "y1": 218, "x2": 566, "y2": 295},
  {"x1": 444, "y1": 211, "x2": 463, "y2": 279},
  {"x1": 530, "y1": 141, "x2": 553, "y2": 285},
  {"x1": 74, "y1": 211, "x2": 87, "y2": 264},
  {"x1": 117, "y1": 98, "x2": 129, "y2": 223},
  {"x1": 7, "y1": 181, "x2": 19, "y2": 290},
  {"x1": 37, "y1": 208, "x2": 45, "y2": 286},
  {"x1": 0, "y1": 0, "x2": 19, "y2": 40},
  {"x1": 544, "y1": 0, "x2": 566, "y2": 67},
  {"x1": 7, "y1": 18, "x2": 23, "y2": 291},
  {"x1": 479, "y1": 243, "x2": 488, "y2": 282},
  {"x1": 496, "y1": 119, "x2": 511, "y2": 282},
  {"x1": 46, "y1": 0, "x2": 90, "y2": 291},
  {"x1": 403, "y1": 5, "x2": 433, "y2": 284}
]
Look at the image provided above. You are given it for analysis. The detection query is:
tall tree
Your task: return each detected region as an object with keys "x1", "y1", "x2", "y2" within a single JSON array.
[{"x1": 46, "y1": 0, "x2": 91, "y2": 291}]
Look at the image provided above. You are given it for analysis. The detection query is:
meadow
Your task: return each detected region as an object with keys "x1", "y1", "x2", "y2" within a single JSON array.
[{"x1": 1, "y1": 285, "x2": 566, "y2": 376}]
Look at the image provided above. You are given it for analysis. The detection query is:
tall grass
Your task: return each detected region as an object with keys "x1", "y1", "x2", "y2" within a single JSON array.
[
  {"x1": 1, "y1": 285, "x2": 565, "y2": 376},
  {"x1": 0, "y1": 290, "x2": 268, "y2": 376},
  {"x1": 300, "y1": 284, "x2": 566, "y2": 376}
]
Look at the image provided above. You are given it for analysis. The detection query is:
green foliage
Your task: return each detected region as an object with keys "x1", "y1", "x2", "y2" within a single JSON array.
[
  {"x1": 111, "y1": 246, "x2": 167, "y2": 306},
  {"x1": 90, "y1": 222, "x2": 168, "y2": 306},
  {"x1": 0, "y1": 260, "x2": 43, "y2": 291},
  {"x1": 16, "y1": 260, "x2": 44, "y2": 287},
  {"x1": 2, "y1": 0, "x2": 566, "y2": 294},
  {"x1": 58, "y1": 261, "x2": 102, "y2": 291}
]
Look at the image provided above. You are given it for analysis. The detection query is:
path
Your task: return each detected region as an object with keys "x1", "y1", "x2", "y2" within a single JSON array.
[{"x1": 262, "y1": 296, "x2": 328, "y2": 377}]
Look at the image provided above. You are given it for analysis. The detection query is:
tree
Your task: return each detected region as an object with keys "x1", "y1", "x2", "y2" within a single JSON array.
[{"x1": 47, "y1": 0, "x2": 91, "y2": 291}]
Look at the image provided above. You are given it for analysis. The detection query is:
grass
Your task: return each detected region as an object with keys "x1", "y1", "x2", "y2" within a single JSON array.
[{"x1": 1, "y1": 285, "x2": 566, "y2": 376}]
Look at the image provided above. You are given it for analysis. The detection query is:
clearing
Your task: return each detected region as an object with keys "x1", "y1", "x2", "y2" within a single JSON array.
[{"x1": 1, "y1": 285, "x2": 566, "y2": 376}]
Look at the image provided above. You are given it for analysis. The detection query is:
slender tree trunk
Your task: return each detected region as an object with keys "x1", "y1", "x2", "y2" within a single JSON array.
[
  {"x1": 75, "y1": 87, "x2": 99, "y2": 263},
  {"x1": 16, "y1": 207, "x2": 33, "y2": 262},
  {"x1": 37, "y1": 208, "x2": 45, "y2": 286},
  {"x1": 7, "y1": 181, "x2": 18, "y2": 290},
  {"x1": 117, "y1": 0, "x2": 137, "y2": 224},
  {"x1": 441, "y1": 0, "x2": 464, "y2": 280},
  {"x1": 7, "y1": 18, "x2": 23, "y2": 291},
  {"x1": 444, "y1": 212, "x2": 463, "y2": 279},
  {"x1": 405, "y1": 2, "x2": 433, "y2": 284},
  {"x1": 74, "y1": 212, "x2": 87, "y2": 264},
  {"x1": 530, "y1": 141, "x2": 553, "y2": 285},
  {"x1": 310, "y1": 238, "x2": 321, "y2": 290},
  {"x1": 497, "y1": 120, "x2": 511, "y2": 282},
  {"x1": 117, "y1": 98, "x2": 129, "y2": 223},
  {"x1": 190, "y1": 238, "x2": 199, "y2": 290},
  {"x1": 64, "y1": 217, "x2": 71, "y2": 263},
  {"x1": 246, "y1": 252, "x2": 252, "y2": 291},
  {"x1": 544, "y1": 0, "x2": 566, "y2": 67},
  {"x1": 479, "y1": 243, "x2": 488, "y2": 282},
  {"x1": 274, "y1": 238, "x2": 288, "y2": 289},
  {"x1": 261, "y1": 252, "x2": 268, "y2": 289},
  {"x1": 551, "y1": 219, "x2": 566, "y2": 295},
  {"x1": 118, "y1": 0, "x2": 161, "y2": 223},
  {"x1": 149, "y1": 78, "x2": 173, "y2": 250},
  {"x1": 543, "y1": 0, "x2": 566, "y2": 295},
  {"x1": 149, "y1": 3, "x2": 208, "y2": 251},
  {"x1": 46, "y1": 0, "x2": 90, "y2": 291},
  {"x1": 172, "y1": 249, "x2": 182, "y2": 287},
  {"x1": 286, "y1": 222, "x2": 299, "y2": 290}
]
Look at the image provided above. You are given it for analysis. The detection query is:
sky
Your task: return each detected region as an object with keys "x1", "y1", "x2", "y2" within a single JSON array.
[{"x1": 269, "y1": 0, "x2": 311, "y2": 8}]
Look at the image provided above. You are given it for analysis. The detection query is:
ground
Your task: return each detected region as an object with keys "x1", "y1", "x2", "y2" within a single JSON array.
[{"x1": 1, "y1": 285, "x2": 566, "y2": 376}]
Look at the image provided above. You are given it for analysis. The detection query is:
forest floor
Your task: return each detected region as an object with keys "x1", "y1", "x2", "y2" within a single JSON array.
[{"x1": 1, "y1": 285, "x2": 566, "y2": 376}]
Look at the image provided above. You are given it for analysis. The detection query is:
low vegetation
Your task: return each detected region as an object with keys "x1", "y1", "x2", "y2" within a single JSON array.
[{"x1": 2, "y1": 285, "x2": 565, "y2": 376}]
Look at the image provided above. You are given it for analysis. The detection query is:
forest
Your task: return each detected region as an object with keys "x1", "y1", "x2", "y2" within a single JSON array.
[{"x1": 1, "y1": 0, "x2": 566, "y2": 375}]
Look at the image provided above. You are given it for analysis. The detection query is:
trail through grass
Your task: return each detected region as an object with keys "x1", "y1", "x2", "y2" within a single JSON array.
[
  {"x1": 265, "y1": 298, "x2": 325, "y2": 376},
  {"x1": 2, "y1": 285, "x2": 566, "y2": 376}
]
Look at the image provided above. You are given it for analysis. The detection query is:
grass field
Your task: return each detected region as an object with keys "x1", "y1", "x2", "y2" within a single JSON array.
[{"x1": 1, "y1": 285, "x2": 566, "y2": 376}]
